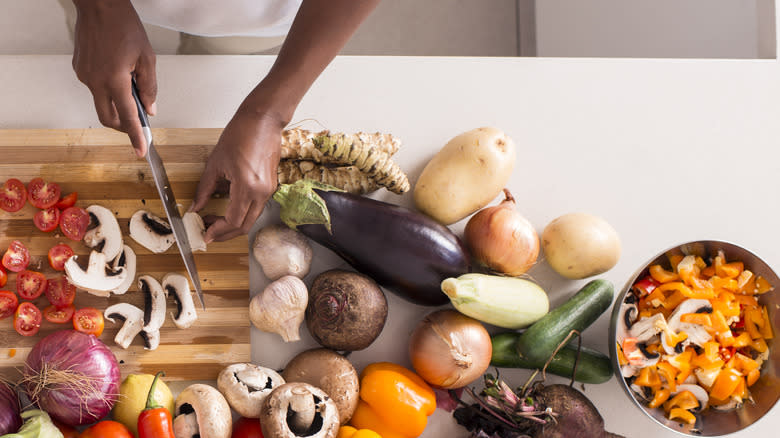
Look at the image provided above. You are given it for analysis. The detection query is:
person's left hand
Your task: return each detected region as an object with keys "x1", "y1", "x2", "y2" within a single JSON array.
[{"x1": 190, "y1": 109, "x2": 283, "y2": 242}]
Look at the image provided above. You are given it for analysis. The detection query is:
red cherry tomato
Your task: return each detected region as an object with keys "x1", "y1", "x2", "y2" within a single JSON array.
[
  {"x1": 0, "y1": 266, "x2": 6, "y2": 288},
  {"x1": 34, "y1": 207, "x2": 61, "y2": 232},
  {"x1": 0, "y1": 290, "x2": 19, "y2": 319},
  {"x1": 78, "y1": 421, "x2": 134, "y2": 438},
  {"x1": 14, "y1": 302, "x2": 42, "y2": 336},
  {"x1": 59, "y1": 207, "x2": 90, "y2": 241},
  {"x1": 43, "y1": 304, "x2": 75, "y2": 324},
  {"x1": 232, "y1": 417, "x2": 265, "y2": 438},
  {"x1": 48, "y1": 243, "x2": 75, "y2": 271},
  {"x1": 27, "y1": 178, "x2": 61, "y2": 209},
  {"x1": 45, "y1": 276, "x2": 76, "y2": 308},
  {"x1": 73, "y1": 307, "x2": 105, "y2": 337},
  {"x1": 16, "y1": 270, "x2": 47, "y2": 300},
  {"x1": 0, "y1": 178, "x2": 27, "y2": 212},
  {"x1": 2, "y1": 240, "x2": 30, "y2": 273},
  {"x1": 55, "y1": 192, "x2": 78, "y2": 210}
]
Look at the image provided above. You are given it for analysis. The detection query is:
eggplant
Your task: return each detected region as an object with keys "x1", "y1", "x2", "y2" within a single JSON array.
[{"x1": 274, "y1": 181, "x2": 470, "y2": 306}]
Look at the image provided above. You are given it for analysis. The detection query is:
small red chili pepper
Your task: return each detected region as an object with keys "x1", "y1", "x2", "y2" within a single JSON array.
[{"x1": 138, "y1": 371, "x2": 175, "y2": 438}]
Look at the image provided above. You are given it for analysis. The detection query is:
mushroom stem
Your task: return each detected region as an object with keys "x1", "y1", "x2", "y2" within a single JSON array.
[{"x1": 288, "y1": 386, "x2": 316, "y2": 435}]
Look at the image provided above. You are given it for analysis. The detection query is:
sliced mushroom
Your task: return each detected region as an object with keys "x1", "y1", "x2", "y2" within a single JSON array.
[
  {"x1": 129, "y1": 210, "x2": 175, "y2": 253},
  {"x1": 140, "y1": 329, "x2": 161, "y2": 351},
  {"x1": 104, "y1": 303, "x2": 144, "y2": 349},
  {"x1": 65, "y1": 250, "x2": 128, "y2": 297},
  {"x1": 662, "y1": 298, "x2": 714, "y2": 355},
  {"x1": 83, "y1": 205, "x2": 123, "y2": 261},
  {"x1": 674, "y1": 384, "x2": 709, "y2": 411},
  {"x1": 183, "y1": 212, "x2": 207, "y2": 252},
  {"x1": 162, "y1": 273, "x2": 198, "y2": 329},
  {"x1": 174, "y1": 384, "x2": 232, "y2": 438},
  {"x1": 628, "y1": 313, "x2": 665, "y2": 343},
  {"x1": 217, "y1": 363, "x2": 285, "y2": 418},
  {"x1": 138, "y1": 275, "x2": 165, "y2": 351},
  {"x1": 109, "y1": 245, "x2": 136, "y2": 295},
  {"x1": 261, "y1": 382, "x2": 340, "y2": 438}
]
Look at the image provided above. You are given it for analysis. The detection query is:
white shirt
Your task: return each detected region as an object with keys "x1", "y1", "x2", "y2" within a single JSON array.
[{"x1": 131, "y1": 0, "x2": 302, "y2": 37}]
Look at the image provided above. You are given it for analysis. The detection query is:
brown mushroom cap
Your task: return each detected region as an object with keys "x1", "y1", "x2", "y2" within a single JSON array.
[
  {"x1": 217, "y1": 363, "x2": 285, "y2": 418},
  {"x1": 282, "y1": 348, "x2": 359, "y2": 424},
  {"x1": 174, "y1": 384, "x2": 232, "y2": 438},
  {"x1": 260, "y1": 382, "x2": 339, "y2": 438}
]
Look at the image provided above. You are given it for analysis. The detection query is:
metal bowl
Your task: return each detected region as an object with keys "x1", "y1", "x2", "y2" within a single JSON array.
[{"x1": 609, "y1": 240, "x2": 780, "y2": 436}]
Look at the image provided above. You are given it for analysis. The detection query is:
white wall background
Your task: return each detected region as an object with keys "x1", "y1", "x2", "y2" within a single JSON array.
[{"x1": 535, "y1": 0, "x2": 776, "y2": 58}]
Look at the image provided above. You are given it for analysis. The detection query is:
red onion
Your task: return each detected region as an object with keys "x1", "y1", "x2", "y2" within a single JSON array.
[
  {"x1": 22, "y1": 330, "x2": 120, "y2": 426},
  {"x1": 0, "y1": 381, "x2": 22, "y2": 435}
]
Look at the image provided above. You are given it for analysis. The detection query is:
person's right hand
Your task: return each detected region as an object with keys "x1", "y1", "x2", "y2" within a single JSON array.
[{"x1": 71, "y1": 0, "x2": 157, "y2": 157}]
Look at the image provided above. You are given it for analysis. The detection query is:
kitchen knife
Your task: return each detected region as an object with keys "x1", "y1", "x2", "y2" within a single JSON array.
[{"x1": 131, "y1": 78, "x2": 206, "y2": 310}]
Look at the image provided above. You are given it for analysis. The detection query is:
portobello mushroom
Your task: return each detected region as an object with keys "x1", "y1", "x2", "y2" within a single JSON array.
[
  {"x1": 174, "y1": 384, "x2": 232, "y2": 438},
  {"x1": 83, "y1": 205, "x2": 123, "y2": 261},
  {"x1": 162, "y1": 273, "x2": 198, "y2": 329},
  {"x1": 104, "y1": 303, "x2": 144, "y2": 349},
  {"x1": 260, "y1": 382, "x2": 339, "y2": 438},
  {"x1": 64, "y1": 250, "x2": 128, "y2": 297},
  {"x1": 129, "y1": 210, "x2": 175, "y2": 253},
  {"x1": 217, "y1": 363, "x2": 285, "y2": 418}
]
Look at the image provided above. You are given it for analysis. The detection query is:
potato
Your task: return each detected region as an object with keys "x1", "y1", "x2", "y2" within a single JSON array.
[
  {"x1": 414, "y1": 127, "x2": 516, "y2": 225},
  {"x1": 542, "y1": 212, "x2": 620, "y2": 279}
]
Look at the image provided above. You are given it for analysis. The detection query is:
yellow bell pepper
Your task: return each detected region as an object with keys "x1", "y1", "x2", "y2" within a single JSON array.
[
  {"x1": 635, "y1": 365, "x2": 662, "y2": 388},
  {"x1": 648, "y1": 388, "x2": 671, "y2": 409},
  {"x1": 668, "y1": 408, "x2": 697, "y2": 425},
  {"x1": 650, "y1": 265, "x2": 679, "y2": 283},
  {"x1": 759, "y1": 306, "x2": 774, "y2": 339},
  {"x1": 664, "y1": 390, "x2": 700, "y2": 412},
  {"x1": 709, "y1": 367, "x2": 742, "y2": 401},
  {"x1": 755, "y1": 276, "x2": 773, "y2": 294},
  {"x1": 338, "y1": 426, "x2": 382, "y2": 438},
  {"x1": 350, "y1": 362, "x2": 436, "y2": 438}
]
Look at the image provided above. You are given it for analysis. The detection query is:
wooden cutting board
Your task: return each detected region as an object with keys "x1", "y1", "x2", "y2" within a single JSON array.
[{"x1": 0, "y1": 128, "x2": 250, "y2": 381}]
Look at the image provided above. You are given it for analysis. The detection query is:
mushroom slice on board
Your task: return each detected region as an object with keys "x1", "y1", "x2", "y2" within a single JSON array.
[
  {"x1": 140, "y1": 329, "x2": 161, "y2": 351},
  {"x1": 217, "y1": 363, "x2": 285, "y2": 419},
  {"x1": 260, "y1": 382, "x2": 340, "y2": 438},
  {"x1": 110, "y1": 245, "x2": 137, "y2": 295},
  {"x1": 138, "y1": 275, "x2": 165, "y2": 351},
  {"x1": 104, "y1": 303, "x2": 144, "y2": 349},
  {"x1": 83, "y1": 205, "x2": 123, "y2": 261},
  {"x1": 65, "y1": 250, "x2": 128, "y2": 297},
  {"x1": 162, "y1": 273, "x2": 198, "y2": 329},
  {"x1": 129, "y1": 210, "x2": 175, "y2": 253},
  {"x1": 183, "y1": 212, "x2": 208, "y2": 252},
  {"x1": 174, "y1": 384, "x2": 232, "y2": 438}
]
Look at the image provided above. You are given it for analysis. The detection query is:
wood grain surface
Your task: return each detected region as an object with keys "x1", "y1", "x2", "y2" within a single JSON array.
[{"x1": 0, "y1": 128, "x2": 250, "y2": 381}]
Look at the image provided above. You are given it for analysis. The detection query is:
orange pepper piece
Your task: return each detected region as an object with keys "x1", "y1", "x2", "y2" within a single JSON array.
[
  {"x1": 648, "y1": 388, "x2": 671, "y2": 409},
  {"x1": 732, "y1": 332, "x2": 753, "y2": 348},
  {"x1": 755, "y1": 276, "x2": 773, "y2": 294},
  {"x1": 759, "y1": 306, "x2": 774, "y2": 339},
  {"x1": 338, "y1": 426, "x2": 382, "y2": 438},
  {"x1": 710, "y1": 367, "x2": 741, "y2": 400},
  {"x1": 635, "y1": 365, "x2": 662, "y2": 387},
  {"x1": 680, "y1": 313, "x2": 712, "y2": 327},
  {"x1": 747, "y1": 368, "x2": 761, "y2": 387},
  {"x1": 668, "y1": 408, "x2": 697, "y2": 425},
  {"x1": 710, "y1": 276, "x2": 739, "y2": 292},
  {"x1": 656, "y1": 362, "x2": 679, "y2": 393},
  {"x1": 736, "y1": 270, "x2": 754, "y2": 293},
  {"x1": 650, "y1": 264, "x2": 679, "y2": 283},
  {"x1": 700, "y1": 265, "x2": 716, "y2": 278},
  {"x1": 664, "y1": 391, "x2": 700, "y2": 412},
  {"x1": 716, "y1": 261, "x2": 743, "y2": 279},
  {"x1": 751, "y1": 337, "x2": 768, "y2": 353}
]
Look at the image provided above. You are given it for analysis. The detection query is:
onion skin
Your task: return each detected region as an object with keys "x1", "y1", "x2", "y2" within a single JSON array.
[
  {"x1": 464, "y1": 189, "x2": 539, "y2": 276},
  {"x1": 23, "y1": 330, "x2": 120, "y2": 427},
  {"x1": 0, "y1": 381, "x2": 22, "y2": 435},
  {"x1": 409, "y1": 309, "x2": 492, "y2": 389}
]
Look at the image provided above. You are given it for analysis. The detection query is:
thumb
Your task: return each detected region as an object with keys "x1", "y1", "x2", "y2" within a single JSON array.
[
  {"x1": 134, "y1": 53, "x2": 158, "y2": 116},
  {"x1": 191, "y1": 160, "x2": 220, "y2": 213}
]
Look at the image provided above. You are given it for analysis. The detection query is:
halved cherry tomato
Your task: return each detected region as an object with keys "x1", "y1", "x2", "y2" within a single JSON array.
[
  {"x1": 2, "y1": 240, "x2": 30, "y2": 273},
  {"x1": 43, "y1": 304, "x2": 75, "y2": 324},
  {"x1": 27, "y1": 178, "x2": 61, "y2": 209},
  {"x1": 48, "y1": 243, "x2": 75, "y2": 271},
  {"x1": 45, "y1": 276, "x2": 76, "y2": 308},
  {"x1": 14, "y1": 302, "x2": 42, "y2": 336},
  {"x1": 0, "y1": 290, "x2": 19, "y2": 319},
  {"x1": 17, "y1": 270, "x2": 47, "y2": 300},
  {"x1": 60, "y1": 207, "x2": 90, "y2": 241},
  {"x1": 55, "y1": 192, "x2": 78, "y2": 210},
  {"x1": 73, "y1": 307, "x2": 104, "y2": 336},
  {"x1": 0, "y1": 265, "x2": 6, "y2": 288},
  {"x1": 0, "y1": 178, "x2": 27, "y2": 212},
  {"x1": 34, "y1": 207, "x2": 61, "y2": 232}
]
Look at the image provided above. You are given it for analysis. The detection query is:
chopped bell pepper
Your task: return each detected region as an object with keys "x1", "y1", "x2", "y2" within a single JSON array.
[
  {"x1": 350, "y1": 362, "x2": 436, "y2": 438},
  {"x1": 750, "y1": 337, "x2": 768, "y2": 353},
  {"x1": 732, "y1": 332, "x2": 753, "y2": 348},
  {"x1": 635, "y1": 365, "x2": 662, "y2": 387},
  {"x1": 648, "y1": 388, "x2": 671, "y2": 409},
  {"x1": 710, "y1": 310, "x2": 730, "y2": 334},
  {"x1": 755, "y1": 276, "x2": 773, "y2": 294},
  {"x1": 680, "y1": 313, "x2": 712, "y2": 327},
  {"x1": 668, "y1": 408, "x2": 697, "y2": 425},
  {"x1": 338, "y1": 426, "x2": 382, "y2": 438},
  {"x1": 664, "y1": 390, "x2": 700, "y2": 412},
  {"x1": 736, "y1": 270, "x2": 754, "y2": 292},
  {"x1": 666, "y1": 250, "x2": 684, "y2": 272},
  {"x1": 650, "y1": 265, "x2": 679, "y2": 283},
  {"x1": 744, "y1": 308, "x2": 764, "y2": 339},
  {"x1": 709, "y1": 367, "x2": 742, "y2": 401},
  {"x1": 746, "y1": 368, "x2": 761, "y2": 387},
  {"x1": 716, "y1": 261, "x2": 743, "y2": 279},
  {"x1": 632, "y1": 275, "x2": 660, "y2": 297},
  {"x1": 710, "y1": 276, "x2": 739, "y2": 292},
  {"x1": 759, "y1": 306, "x2": 774, "y2": 339},
  {"x1": 656, "y1": 362, "x2": 679, "y2": 392}
]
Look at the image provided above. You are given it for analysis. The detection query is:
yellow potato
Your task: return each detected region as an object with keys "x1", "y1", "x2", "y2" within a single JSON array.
[
  {"x1": 541, "y1": 212, "x2": 621, "y2": 279},
  {"x1": 414, "y1": 127, "x2": 516, "y2": 225}
]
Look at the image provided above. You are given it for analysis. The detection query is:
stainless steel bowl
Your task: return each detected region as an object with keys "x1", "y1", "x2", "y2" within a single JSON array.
[{"x1": 609, "y1": 240, "x2": 780, "y2": 436}]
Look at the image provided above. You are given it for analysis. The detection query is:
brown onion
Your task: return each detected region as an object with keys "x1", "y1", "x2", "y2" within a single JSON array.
[
  {"x1": 464, "y1": 188, "x2": 539, "y2": 276},
  {"x1": 408, "y1": 309, "x2": 492, "y2": 389}
]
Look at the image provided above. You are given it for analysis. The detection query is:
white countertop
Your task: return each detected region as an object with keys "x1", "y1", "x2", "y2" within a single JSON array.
[{"x1": 2, "y1": 53, "x2": 779, "y2": 437}]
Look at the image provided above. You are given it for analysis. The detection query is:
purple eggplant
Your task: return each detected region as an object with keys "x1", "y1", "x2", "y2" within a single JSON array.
[{"x1": 274, "y1": 181, "x2": 470, "y2": 306}]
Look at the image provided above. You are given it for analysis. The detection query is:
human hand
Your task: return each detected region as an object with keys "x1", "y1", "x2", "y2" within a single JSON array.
[
  {"x1": 71, "y1": 0, "x2": 156, "y2": 157},
  {"x1": 190, "y1": 109, "x2": 284, "y2": 242}
]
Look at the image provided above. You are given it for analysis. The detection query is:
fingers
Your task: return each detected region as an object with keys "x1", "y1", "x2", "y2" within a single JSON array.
[
  {"x1": 92, "y1": 90, "x2": 120, "y2": 131},
  {"x1": 191, "y1": 160, "x2": 220, "y2": 214},
  {"x1": 110, "y1": 81, "x2": 147, "y2": 157},
  {"x1": 204, "y1": 199, "x2": 266, "y2": 243},
  {"x1": 203, "y1": 218, "x2": 245, "y2": 243},
  {"x1": 135, "y1": 53, "x2": 158, "y2": 116}
]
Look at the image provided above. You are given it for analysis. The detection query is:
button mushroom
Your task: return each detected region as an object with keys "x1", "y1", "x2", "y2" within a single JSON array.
[
  {"x1": 661, "y1": 298, "x2": 714, "y2": 355},
  {"x1": 83, "y1": 205, "x2": 124, "y2": 261},
  {"x1": 281, "y1": 349, "x2": 359, "y2": 424},
  {"x1": 162, "y1": 273, "x2": 198, "y2": 329},
  {"x1": 64, "y1": 250, "x2": 128, "y2": 297},
  {"x1": 109, "y1": 245, "x2": 136, "y2": 295},
  {"x1": 174, "y1": 384, "x2": 232, "y2": 438},
  {"x1": 217, "y1": 363, "x2": 285, "y2": 418},
  {"x1": 139, "y1": 275, "x2": 166, "y2": 351},
  {"x1": 260, "y1": 382, "x2": 339, "y2": 438},
  {"x1": 129, "y1": 210, "x2": 175, "y2": 253},
  {"x1": 183, "y1": 212, "x2": 208, "y2": 252},
  {"x1": 104, "y1": 303, "x2": 144, "y2": 349}
]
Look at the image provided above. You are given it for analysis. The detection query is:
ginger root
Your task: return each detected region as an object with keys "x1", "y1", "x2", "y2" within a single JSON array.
[
  {"x1": 277, "y1": 160, "x2": 379, "y2": 194},
  {"x1": 281, "y1": 129, "x2": 401, "y2": 163}
]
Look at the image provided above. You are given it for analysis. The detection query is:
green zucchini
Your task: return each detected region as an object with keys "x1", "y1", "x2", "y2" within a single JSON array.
[
  {"x1": 515, "y1": 279, "x2": 614, "y2": 366},
  {"x1": 491, "y1": 332, "x2": 613, "y2": 384}
]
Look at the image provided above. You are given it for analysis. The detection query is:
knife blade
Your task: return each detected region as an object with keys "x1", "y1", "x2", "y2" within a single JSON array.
[{"x1": 131, "y1": 78, "x2": 206, "y2": 310}]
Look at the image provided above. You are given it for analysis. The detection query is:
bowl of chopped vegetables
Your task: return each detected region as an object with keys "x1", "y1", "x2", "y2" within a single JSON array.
[{"x1": 609, "y1": 240, "x2": 779, "y2": 436}]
